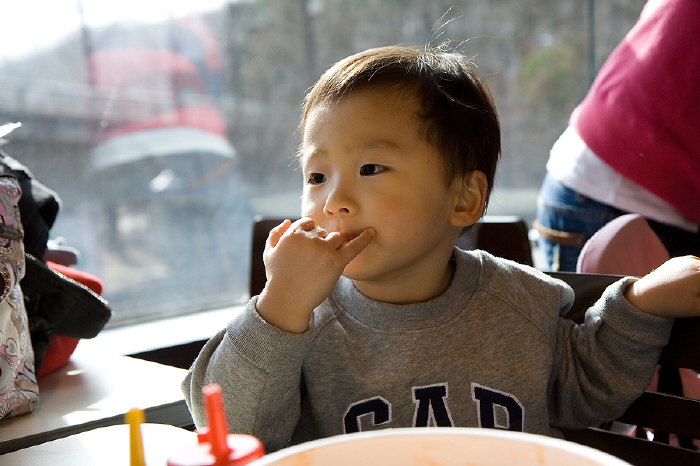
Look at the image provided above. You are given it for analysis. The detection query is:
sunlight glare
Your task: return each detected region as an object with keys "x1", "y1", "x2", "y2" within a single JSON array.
[{"x1": 1, "y1": 0, "x2": 228, "y2": 59}]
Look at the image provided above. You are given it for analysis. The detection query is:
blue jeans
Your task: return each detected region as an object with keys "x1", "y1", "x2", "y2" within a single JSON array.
[{"x1": 536, "y1": 173, "x2": 624, "y2": 272}]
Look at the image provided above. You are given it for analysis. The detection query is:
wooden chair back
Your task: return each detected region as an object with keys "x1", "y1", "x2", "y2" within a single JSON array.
[{"x1": 455, "y1": 215, "x2": 533, "y2": 266}]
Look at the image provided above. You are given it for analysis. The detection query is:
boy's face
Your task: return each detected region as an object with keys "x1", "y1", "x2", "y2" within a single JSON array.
[{"x1": 300, "y1": 86, "x2": 468, "y2": 301}]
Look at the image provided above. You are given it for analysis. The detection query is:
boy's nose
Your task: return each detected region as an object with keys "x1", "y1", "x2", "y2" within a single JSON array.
[{"x1": 323, "y1": 183, "x2": 356, "y2": 216}]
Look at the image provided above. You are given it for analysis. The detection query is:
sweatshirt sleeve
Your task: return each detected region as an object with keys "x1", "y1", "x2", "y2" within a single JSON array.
[
  {"x1": 548, "y1": 277, "x2": 674, "y2": 428},
  {"x1": 182, "y1": 296, "x2": 314, "y2": 452}
]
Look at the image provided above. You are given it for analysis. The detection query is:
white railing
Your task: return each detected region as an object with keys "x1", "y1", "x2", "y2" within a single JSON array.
[{"x1": 0, "y1": 76, "x2": 272, "y2": 122}]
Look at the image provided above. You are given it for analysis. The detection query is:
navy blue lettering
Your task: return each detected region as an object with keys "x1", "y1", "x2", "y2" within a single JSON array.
[
  {"x1": 343, "y1": 397, "x2": 391, "y2": 433},
  {"x1": 471, "y1": 383, "x2": 524, "y2": 431},
  {"x1": 412, "y1": 384, "x2": 454, "y2": 427}
]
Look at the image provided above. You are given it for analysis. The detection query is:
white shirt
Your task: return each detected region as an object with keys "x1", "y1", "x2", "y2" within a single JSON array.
[{"x1": 547, "y1": 126, "x2": 698, "y2": 233}]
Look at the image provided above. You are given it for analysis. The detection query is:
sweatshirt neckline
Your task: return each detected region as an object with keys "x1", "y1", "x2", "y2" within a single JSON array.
[{"x1": 330, "y1": 248, "x2": 480, "y2": 331}]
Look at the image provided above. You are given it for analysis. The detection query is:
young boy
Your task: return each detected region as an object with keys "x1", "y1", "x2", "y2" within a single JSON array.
[{"x1": 183, "y1": 45, "x2": 700, "y2": 453}]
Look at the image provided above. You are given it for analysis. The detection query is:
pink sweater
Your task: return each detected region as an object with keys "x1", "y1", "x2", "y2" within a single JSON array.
[{"x1": 571, "y1": 0, "x2": 700, "y2": 223}]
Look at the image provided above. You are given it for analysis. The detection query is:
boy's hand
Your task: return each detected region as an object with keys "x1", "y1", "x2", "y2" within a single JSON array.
[
  {"x1": 624, "y1": 256, "x2": 700, "y2": 317},
  {"x1": 255, "y1": 217, "x2": 375, "y2": 333}
]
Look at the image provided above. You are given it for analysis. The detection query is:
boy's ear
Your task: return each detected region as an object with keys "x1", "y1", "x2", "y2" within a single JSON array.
[{"x1": 450, "y1": 171, "x2": 487, "y2": 228}]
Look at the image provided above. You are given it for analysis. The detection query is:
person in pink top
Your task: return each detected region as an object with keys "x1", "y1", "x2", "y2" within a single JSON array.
[{"x1": 535, "y1": 0, "x2": 700, "y2": 272}]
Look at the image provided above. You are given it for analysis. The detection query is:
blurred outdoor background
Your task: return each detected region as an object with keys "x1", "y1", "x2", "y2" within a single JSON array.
[{"x1": 0, "y1": 0, "x2": 645, "y2": 325}]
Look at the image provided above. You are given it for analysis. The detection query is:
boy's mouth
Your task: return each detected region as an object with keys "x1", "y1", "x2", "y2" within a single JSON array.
[
  {"x1": 338, "y1": 231, "x2": 360, "y2": 244},
  {"x1": 333, "y1": 229, "x2": 366, "y2": 245},
  {"x1": 318, "y1": 220, "x2": 372, "y2": 244}
]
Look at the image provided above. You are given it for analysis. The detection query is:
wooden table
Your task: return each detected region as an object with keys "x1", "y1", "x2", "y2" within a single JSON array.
[{"x1": 0, "y1": 353, "x2": 192, "y2": 454}]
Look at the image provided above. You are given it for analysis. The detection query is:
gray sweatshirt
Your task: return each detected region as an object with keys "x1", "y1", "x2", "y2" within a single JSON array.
[{"x1": 182, "y1": 248, "x2": 673, "y2": 453}]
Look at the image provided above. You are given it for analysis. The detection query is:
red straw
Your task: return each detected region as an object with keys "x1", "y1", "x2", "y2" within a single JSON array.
[{"x1": 203, "y1": 384, "x2": 232, "y2": 463}]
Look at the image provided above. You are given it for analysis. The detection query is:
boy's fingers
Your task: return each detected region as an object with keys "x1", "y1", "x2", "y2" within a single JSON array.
[
  {"x1": 340, "y1": 228, "x2": 375, "y2": 260},
  {"x1": 296, "y1": 217, "x2": 317, "y2": 231},
  {"x1": 266, "y1": 219, "x2": 292, "y2": 249}
]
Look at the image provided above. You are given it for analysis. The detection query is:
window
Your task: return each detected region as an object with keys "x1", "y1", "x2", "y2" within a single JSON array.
[{"x1": 0, "y1": 0, "x2": 644, "y2": 326}]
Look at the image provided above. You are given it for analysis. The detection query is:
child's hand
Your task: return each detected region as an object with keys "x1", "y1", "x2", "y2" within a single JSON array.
[
  {"x1": 255, "y1": 217, "x2": 375, "y2": 333},
  {"x1": 624, "y1": 256, "x2": 700, "y2": 317}
]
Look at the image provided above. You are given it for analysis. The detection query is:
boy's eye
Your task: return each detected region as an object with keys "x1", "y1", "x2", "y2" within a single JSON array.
[
  {"x1": 359, "y1": 164, "x2": 386, "y2": 176},
  {"x1": 306, "y1": 173, "x2": 327, "y2": 184}
]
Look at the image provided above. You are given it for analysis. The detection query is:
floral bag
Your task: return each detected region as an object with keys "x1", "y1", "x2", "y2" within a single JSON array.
[{"x1": 0, "y1": 174, "x2": 39, "y2": 420}]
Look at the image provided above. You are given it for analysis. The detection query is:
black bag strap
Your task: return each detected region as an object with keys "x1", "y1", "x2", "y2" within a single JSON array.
[{"x1": 22, "y1": 253, "x2": 111, "y2": 339}]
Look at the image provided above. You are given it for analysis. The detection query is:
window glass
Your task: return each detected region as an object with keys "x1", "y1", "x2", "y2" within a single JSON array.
[{"x1": 0, "y1": 0, "x2": 644, "y2": 326}]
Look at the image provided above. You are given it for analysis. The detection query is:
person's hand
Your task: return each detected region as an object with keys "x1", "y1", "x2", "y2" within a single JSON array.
[
  {"x1": 624, "y1": 255, "x2": 700, "y2": 317},
  {"x1": 255, "y1": 217, "x2": 375, "y2": 333}
]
